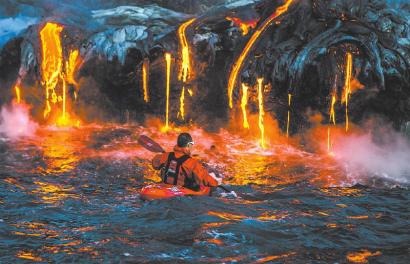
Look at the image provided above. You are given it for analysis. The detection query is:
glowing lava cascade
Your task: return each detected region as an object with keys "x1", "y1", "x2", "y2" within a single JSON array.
[
  {"x1": 142, "y1": 59, "x2": 149, "y2": 103},
  {"x1": 14, "y1": 84, "x2": 21, "y2": 104},
  {"x1": 178, "y1": 18, "x2": 196, "y2": 120},
  {"x1": 40, "y1": 22, "x2": 64, "y2": 119},
  {"x1": 241, "y1": 83, "x2": 250, "y2": 129},
  {"x1": 343, "y1": 52, "x2": 353, "y2": 132},
  {"x1": 39, "y1": 22, "x2": 81, "y2": 126},
  {"x1": 257, "y1": 78, "x2": 265, "y2": 148},
  {"x1": 164, "y1": 53, "x2": 172, "y2": 130},
  {"x1": 327, "y1": 94, "x2": 336, "y2": 152},
  {"x1": 286, "y1": 93, "x2": 292, "y2": 138},
  {"x1": 227, "y1": 0, "x2": 294, "y2": 108}
]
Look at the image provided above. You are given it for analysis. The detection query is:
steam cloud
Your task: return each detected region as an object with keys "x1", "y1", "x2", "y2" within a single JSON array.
[
  {"x1": 0, "y1": 103, "x2": 38, "y2": 140},
  {"x1": 333, "y1": 130, "x2": 410, "y2": 186}
]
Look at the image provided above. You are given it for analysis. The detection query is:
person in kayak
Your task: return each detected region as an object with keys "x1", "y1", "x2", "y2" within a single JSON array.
[{"x1": 152, "y1": 133, "x2": 222, "y2": 191}]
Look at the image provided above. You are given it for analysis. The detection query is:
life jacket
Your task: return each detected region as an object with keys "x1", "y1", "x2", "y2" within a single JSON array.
[{"x1": 161, "y1": 152, "x2": 190, "y2": 186}]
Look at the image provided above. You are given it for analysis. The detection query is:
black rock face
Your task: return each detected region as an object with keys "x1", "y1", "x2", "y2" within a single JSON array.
[{"x1": 0, "y1": 0, "x2": 409, "y2": 131}]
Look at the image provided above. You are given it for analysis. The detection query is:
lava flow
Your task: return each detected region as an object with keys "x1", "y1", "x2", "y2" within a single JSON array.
[
  {"x1": 343, "y1": 52, "x2": 353, "y2": 131},
  {"x1": 142, "y1": 59, "x2": 149, "y2": 103},
  {"x1": 178, "y1": 18, "x2": 196, "y2": 120},
  {"x1": 257, "y1": 78, "x2": 265, "y2": 148},
  {"x1": 39, "y1": 22, "x2": 80, "y2": 127},
  {"x1": 40, "y1": 22, "x2": 64, "y2": 119},
  {"x1": 14, "y1": 84, "x2": 21, "y2": 104},
  {"x1": 286, "y1": 93, "x2": 292, "y2": 138},
  {"x1": 327, "y1": 94, "x2": 337, "y2": 152},
  {"x1": 241, "y1": 83, "x2": 250, "y2": 129},
  {"x1": 226, "y1": 16, "x2": 259, "y2": 36},
  {"x1": 164, "y1": 53, "x2": 172, "y2": 131},
  {"x1": 227, "y1": 0, "x2": 294, "y2": 108},
  {"x1": 65, "y1": 49, "x2": 82, "y2": 88}
]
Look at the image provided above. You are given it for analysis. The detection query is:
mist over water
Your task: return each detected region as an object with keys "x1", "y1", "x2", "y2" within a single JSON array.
[
  {"x1": 0, "y1": 103, "x2": 38, "y2": 140},
  {"x1": 333, "y1": 131, "x2": 410, "y2": 186}
]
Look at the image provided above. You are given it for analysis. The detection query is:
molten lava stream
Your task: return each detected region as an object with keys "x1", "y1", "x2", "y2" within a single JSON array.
[
  {"x1": 40, "y1": 22, "x2": 64, "y2": 120},
  {"x1": 226, "y1": 16, "x2": 259, "y2": 36},
  {"x1": 178, "y1": 18, "x2": 195, "y2": 83},
  {"x1": 286, "y1": 93, "x2": 292, "y2": 138},
  {"x1": 179, "y1": 87, "x2": 185, "y2": 120},
  {"x1": 241, "y1": 83, "x2": 249, "y2": 129},
  {"x1": 327, "y1": 94, "x2": 336, "y2": 152},
  {"x1": 343, "y1": 52, "x2": 353, "y2": 132},
  {"x1": 14, "y1": 84, "x2": 21, "y2": 104},
  {"x1": 257, "y1": 78, "x2": 265, "y2": 148},
  {"x1": 142, "y1": 59, "x2": 149, "y2": 102},
  {"x1": 227, "y1": 0, "x2": 294, "y2": 108},
  {"x1": 177, "y1": 18, "x2": 195, "y2": 121},
  {"x1": 164, "y1": 53, "x2": 172, "y2": 131}
]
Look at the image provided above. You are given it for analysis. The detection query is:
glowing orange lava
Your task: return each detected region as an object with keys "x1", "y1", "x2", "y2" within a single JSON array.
[
  {"x1": 327, "y1": 94, "x2": 336, "y2": 152},
  {"x1": 241, "y1": 83, "x2": 249, "y2": 129},
  {"x1": 286, "y1": 93, "x2": 292, "y2": 137},
  {"x1": 179, "y1": 87, "x2": 185, "y2": 120},
  {"x1": 257, "y1": 78, "x2": 265, "y2": 148},
  {"x1": 343, "y1": 52, "x2": 352, "y2": 131},
  {"x1": 178, "y1": 18, "x2": 195, "y2": 83},
  {"x1": 227, "y1": 0, "x2": 294, "y2": 108},
  {"x1": 178, "y1": 18, "x2": 196, "y2": 121},
  {"x1": 14, "y1": 84, "x2": 21, "y2": 103},
  {"x1": 142, "y1": 59, "x2": 149, "y2": 102},
  {"x1": 65, "y1": 49, "x2": 82, "y2": 87},
  {"x1": 40, "y1": 22, "x2": 64, "y2": 119},
  {"x1": 164, "y1": 53, "x2": 172, "y2": 131},
  {"x1": 226, "y1": 16, "x2": 259, "y2": 36}
]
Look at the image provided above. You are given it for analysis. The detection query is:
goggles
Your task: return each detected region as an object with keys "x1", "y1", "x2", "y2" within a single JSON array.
[{"x1": 187, "y1": 141, "x2": 195, "y2": 147}]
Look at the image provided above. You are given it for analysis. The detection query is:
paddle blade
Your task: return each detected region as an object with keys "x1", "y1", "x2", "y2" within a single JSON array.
[{"x1": 138, "y1": 135, "x2": 165, "y2": 153}]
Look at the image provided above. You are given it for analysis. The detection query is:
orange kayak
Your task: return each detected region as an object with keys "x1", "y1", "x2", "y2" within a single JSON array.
[{"x1": 140, "y1": 183, "x2": 211, "y2": 201}]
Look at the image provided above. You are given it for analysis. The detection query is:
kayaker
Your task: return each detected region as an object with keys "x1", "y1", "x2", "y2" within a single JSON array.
[{"x1": 152, "y1": 133, "x2": 222, "y2": 191}]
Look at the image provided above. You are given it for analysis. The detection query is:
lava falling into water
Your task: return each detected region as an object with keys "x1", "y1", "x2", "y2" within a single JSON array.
[
  {"x1": 164, "y1": 53, "x2": 172, "y2": 131},
  {"x1": 286, "y1": 93, "x2": 292, "y2": 137},
  {"x1": 178, "y1": 18, "x2": 195, "y2": 120},
  {"x1": 179, "y1": 87, "x2": 185, "y2": 120},
  {"x1": 40, "y1": 22, "x2": 64, "y2": 119},
  {"x1": 227, "y1": 0, "x2": 293, "y2": 108},
  {"x1": 327, "y1": 94, "x2": 337, "y2": 152},
  {"x1": 14, "y1": 84, "x2": 21, "y2": 104},
  {"x1": 257, "y1": 78, "x2": 265, "y2": 148},
  {"x1": 241, "y1": 83, "x2": 249, "y2": 129},
  {"x1": 142, "y1": 59, "x2": 149, "y2": 102},
  {"x1": 65, "y1": 49, "x2": 81, "y2": 87},
  {"x1": 343, "y1": 52, "x2": 353, "y2": 132}
]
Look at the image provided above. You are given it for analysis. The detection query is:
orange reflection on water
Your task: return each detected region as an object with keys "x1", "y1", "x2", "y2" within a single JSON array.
[
  {"x1": 16, "y1": 251, "x2": 43, "y2": 262},
  {"x1": 346, "y1": 250, "x2": 381, "y2": 263},
  {"x1": 257, "y1": 211, "x2": 289, "y2": 221},
  {"x1": 37, "y1": 129, "x2": 81, "y2": 174},
  {"x1": 255, "y1": 252, "x2": 296, "y2": 263},
  {"x1": 347, "y1": 215, "x2": 369, "y2": 220},
  {"x1": 32, "y1": 181, "x2": 78, "y2": 204},
  {"x1": 207, "y1": 211, "x2": 247, "y2": 221},
  {"x1": 11, "y1": 222, "x2": 59, "y2": 239}
]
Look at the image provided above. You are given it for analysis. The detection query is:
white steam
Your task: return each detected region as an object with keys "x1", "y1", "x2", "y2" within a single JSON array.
[
  {"x1": 333, "y1": 132, "x2": 410, "y2": 186},
  {"x1": 0, "y1": 103, "x2": 38, "y2": 140}
]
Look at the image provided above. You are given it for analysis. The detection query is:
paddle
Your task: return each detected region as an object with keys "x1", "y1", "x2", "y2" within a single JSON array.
[{"x1": 137, "y1": 134, "x2": 236, "y2": 196}]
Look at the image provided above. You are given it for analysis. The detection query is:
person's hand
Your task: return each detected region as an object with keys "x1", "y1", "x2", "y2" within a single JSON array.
[{"x1": 209, "y1": 172, "x2": 223, "y2": 185}]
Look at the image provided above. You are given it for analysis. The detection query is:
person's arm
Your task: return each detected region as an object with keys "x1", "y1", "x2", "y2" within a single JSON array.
[
  {"x1": 152, "y1": 153, "x2": 167, "y2": 170},
  {"x1": 191, "y1": 160, "x2": 219, "y2": 187}
]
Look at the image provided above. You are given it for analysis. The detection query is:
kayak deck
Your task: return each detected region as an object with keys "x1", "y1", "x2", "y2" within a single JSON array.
[{"x1": 140, "y1": 183, "x2": 210, "y2": 201}]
